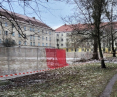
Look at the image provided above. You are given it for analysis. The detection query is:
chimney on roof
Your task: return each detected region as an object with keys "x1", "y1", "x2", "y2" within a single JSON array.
[
  {"x1": 32, "y1": 17, "x2": 35, "y2": 19},
  {"x1": 64, "y1": 24, "x2": 66, "y2": 26}
]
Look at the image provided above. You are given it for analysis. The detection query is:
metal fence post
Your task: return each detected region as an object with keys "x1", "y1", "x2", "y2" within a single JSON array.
[
  {"x1": 25, "y1": 47, "x2": 26, "y2": 61},
  {"x1": 37, "y1": 47, "x2": 39, "y2": 70},
  {"x1": 7, "y1": 47, "x2": 10, "y2": 74}
]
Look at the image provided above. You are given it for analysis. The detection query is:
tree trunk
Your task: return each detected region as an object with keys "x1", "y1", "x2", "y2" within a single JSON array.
[
  {"x1": 92, "y1": 38, "x2": 99, "y2": 59},
  {"x1": 111, "y1": 34, "x2": 116, "y2": 57},
  {"x1": 98, "y1": 30, "x2": 106, "y2": 68},
  {"x1": 112, "y1": 46, "x2": 116, "y2": 57},
  {"x1": 101, "y1": 59, "x2": 106, "y2": 68},
  {"x1": 110, "y1": 2, "x2": 116, "y2": 57}
]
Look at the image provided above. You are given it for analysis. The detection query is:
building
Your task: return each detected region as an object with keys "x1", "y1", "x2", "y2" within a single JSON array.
[
  {"x1": 55, "y1": 23, "x2": 117, "y2": 52},
  {"x1": 0, "y1": 9, "x2": 55, "y2": 47},
  {"x1": 55, "y1": 24, "x2": 72, "y2": 49},
  {"x1": 55, "y1": 24, "x2": 92, "y2": 52}
]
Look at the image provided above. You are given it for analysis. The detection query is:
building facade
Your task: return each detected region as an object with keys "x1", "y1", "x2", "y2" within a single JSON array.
[
  {"x1": 55, "y1": 24, "x2": 91, "y2": 52},
  {"x1": 0, "y1": 9, "x2": 55, "y2": 47},
  {"x1": 55, "y1": 23, "x2": 117, "y2": 52},
  {"x1": 55, "y1": 24, "x2": 72, "y2": 49}
]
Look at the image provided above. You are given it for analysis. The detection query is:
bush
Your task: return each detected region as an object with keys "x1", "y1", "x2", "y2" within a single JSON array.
[{"x1": 2, "y1": 38, "x2": 16, "y2": 47}]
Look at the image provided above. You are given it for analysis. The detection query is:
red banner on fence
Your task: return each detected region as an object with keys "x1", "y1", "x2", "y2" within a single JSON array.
[{"x1": 46, "y1": 48, "x2": 68, "y2": 68}]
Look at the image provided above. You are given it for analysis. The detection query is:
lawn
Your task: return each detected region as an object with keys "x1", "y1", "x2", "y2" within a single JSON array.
[
  {"x1": 111, "y1": 81, "x2": 117, "y2": 97},
  {"x1": 0, "y1": 63, "x2": 117, "y2": 97}
]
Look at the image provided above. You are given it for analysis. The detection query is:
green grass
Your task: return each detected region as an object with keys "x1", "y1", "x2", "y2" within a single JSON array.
[
  {"x1": 0, "y1": 80, "x2": 11, "y2": 86},
  {"x1": 1, "y1": 63, "x2": 117, "y2": 97},
  {"x1": 111, "y1": 81, "x2": 117, "y2": 97}
]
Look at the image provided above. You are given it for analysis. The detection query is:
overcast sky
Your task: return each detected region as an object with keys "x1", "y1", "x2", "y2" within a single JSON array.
[{"x1": 3, "y1": 0, "x2": 74, "y2": 29}]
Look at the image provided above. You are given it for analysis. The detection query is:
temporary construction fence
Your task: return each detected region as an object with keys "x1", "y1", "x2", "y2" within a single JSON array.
[
  {"x1": 0, "y1": 47, "x2": 68, "y2": 76},
  {"x1": 46, "y1": 48, "x2": 68, "y2": 68}
]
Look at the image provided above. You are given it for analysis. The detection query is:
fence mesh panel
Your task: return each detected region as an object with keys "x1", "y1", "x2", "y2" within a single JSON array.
[
  {"x1": 0, "y1": 47, "x2": 117, "y2": 97},
  {"x1": 0, "y1": 47, "x2": 48, "y2": 75}
]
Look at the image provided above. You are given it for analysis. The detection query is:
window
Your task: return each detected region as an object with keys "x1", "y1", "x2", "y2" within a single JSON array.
[
  {"x1": 38, "y1": 36, "x2": 40, "y2": 40},
  {"x1": 30, "y1": 35, "x2": 32, "y2": 40},
  {"x1": 5, "y1": 31, "x2": 8, "y2": 35},
  {"x1": 24, "y1": 34, "x2": 26, "y2": 39},
  {"x1": 57, "y1": 39, "x2": 59, "y2": 41},
  {"x1": 12, "y1": 24, "x2": 14, "y2": 28},
  {"x1": 12, "y1": 32, "x2": 15, "y2": 36},
  {"x1": 33, "y1": 28, "x2": 35, "y2": 32},
  {"x1": 24, "y1": 41, "x2": 26, "y2": 45},
  {"x1": 57, "y1": 44, "x2": 59, "y2": 47},
  {"x1": 61, "y1": 33, "x2": 63, "y2": 36},
  {"x1": 103, "y1": 43, "x2": 105, "y2": 47},
  {"x1": 0, "y1": 39, "x2": 1, "y2": 43},
  {"x1": 46, "y1": 37, "x2": 47, "y2": 41},
  {"x1": 5, "y1": 22, "x2": 7, "y2": 27},
  {"x1": 49, "y1": 37, "x2": 51, "y2": 41},
  {"x1": 42, "y1": 30, "x2": 44, "y2": 33},
  {"x1": 33, "y1": 42, "x2": 35, "y2": 46},
  {"x1": 18, "y1": 25, "x2": 20, "y2": 29},
  {"x1": 61, "y1": 39, "x2": 63, "y2": 41},
  {"x1": 38, "y1": 30, "x2": 40, "y2": 33},
  {"x1": 18, "y1": 34, "x2": 21, "y2": 38},
  {"x1": 33, "y1": 36, "x2": 35, "y2": 40},
  {"x1": 42, "y1": 36, "x2": 44, "y2": 40},
  {"x1": 19, "y1": 41, "x2": 21, "y2": 45},
  {"x1": 46, "y1": 31, "x2": 48, "y2": 34},
  {"x1": 61, "y1": 44, "x2": 63, "y2": 46},
  {"x1": 57, "y1": 34, "x2": 59, "y2": 36},
  {"x1": 67, "y1": 33, "x2": 69, "y2": 36},
  {"x1": 46, "y1": 43, "x2": 48, "y2": 46},
  {"x1": 49, "y1": 32, "x2": 51, "y2": 35},
  {"x1": 50, "y1": 43, "x2": 51, "y2": 46},
  {"x1": 30, "y1": 28, "x2": 32, "y2": 31},
  {"x1": 13, "y1": 40, "x2": 15, "y2": 44},
  {"x1": 115, "y1": 43, "x2": 117, "y2": 46},
  {"x1": 30, "y1": 42, "x2": 32, "y2": 46},
  {"x1": 38, "y1": 42, "x2": 40, "y2": 46},
  {"x1": 103, "y1": 31, "x2": 106, "y2": 35},
  {"x1": 24, "y1": 26, "x2": 26, "y2": 31},
  {"x1": 42, "y1": 43, "x2": 44, "y2": 46}
]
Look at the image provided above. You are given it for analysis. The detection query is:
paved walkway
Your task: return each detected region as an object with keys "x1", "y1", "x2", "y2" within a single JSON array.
[{"x1": 100, "y1": 73, "x2": 117, "y2": 97}]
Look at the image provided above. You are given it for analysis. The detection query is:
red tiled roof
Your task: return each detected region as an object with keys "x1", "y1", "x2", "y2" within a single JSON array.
[
  {"x1": 55, "y1": 22, "x2": 117, "y2": 32},
  {"x1": 0, "y1": 8, "x2": 52, "y2": 30},
  {"x1": 55, "y1": 24, "x2": 73, "y2": 32},
  {"x1": 55, "y1": 24, "x2": 90, "y2": 32}
]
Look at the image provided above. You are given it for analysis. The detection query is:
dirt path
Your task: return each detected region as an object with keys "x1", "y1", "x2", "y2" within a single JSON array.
[{"x1": 100, "y1": 73, "x2": 117, "y2": 97}]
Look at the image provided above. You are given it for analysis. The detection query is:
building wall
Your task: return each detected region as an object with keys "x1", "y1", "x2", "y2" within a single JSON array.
[
  {"x1": 55, "y1": 30, "x2": 117, "y2": 53},
  {"x1": 55, "y1": 31, "x2": 71, "y2": 48},
  {"x1": 0, "y1": 17, "x2": 55, "y2": 47}
]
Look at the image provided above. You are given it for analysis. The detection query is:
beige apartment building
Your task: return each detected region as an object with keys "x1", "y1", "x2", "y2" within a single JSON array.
[
  {"x1": 0, "y1": 9, "x2": 55, "y2": 47},
  {"x1": 55, "y1": 23, "x2": 117, "y2": 52}
]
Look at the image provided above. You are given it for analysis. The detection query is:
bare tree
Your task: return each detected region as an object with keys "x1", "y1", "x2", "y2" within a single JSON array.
[
  {"x1": 62, "y1": 0, "x2": 110, "y2": 68},
  {"x1": 66, "y1": 24, "x2": 93, "y2": 52},
  {"x1": 0, "y1": 0, "x2": 49, "y2": 42},
  {"x1": 105, "y1": 0, "x2": 117, "y2": 57}
]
